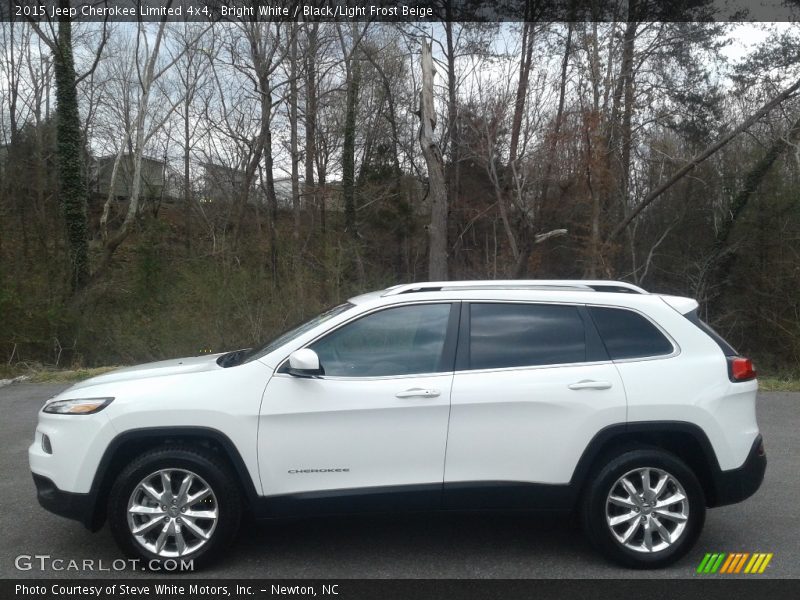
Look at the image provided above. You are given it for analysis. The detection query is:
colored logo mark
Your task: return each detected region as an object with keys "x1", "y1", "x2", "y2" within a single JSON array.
[{"x1": 696, "y1": 552, "x2": 773, "y2": 574}]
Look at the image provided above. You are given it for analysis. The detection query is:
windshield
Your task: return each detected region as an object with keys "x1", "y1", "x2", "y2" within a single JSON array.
[{"x1": 240, "y1": 302, "x2": 354, "y2": 364}]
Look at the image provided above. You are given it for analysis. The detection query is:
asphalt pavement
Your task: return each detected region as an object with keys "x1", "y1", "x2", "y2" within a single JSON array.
[{"x1": 1, "y1": 383, "x2": 797, "y2": 579}]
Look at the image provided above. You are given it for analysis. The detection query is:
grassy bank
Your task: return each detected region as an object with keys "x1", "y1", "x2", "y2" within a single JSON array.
[{"x1": 758, "y1": 376, "x2": 800, "y2": 392}]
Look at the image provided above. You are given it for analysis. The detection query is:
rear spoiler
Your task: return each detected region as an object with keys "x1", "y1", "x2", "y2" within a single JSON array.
[{"x1": 659, "y1": 295, "x2": 699, "y2": 315}]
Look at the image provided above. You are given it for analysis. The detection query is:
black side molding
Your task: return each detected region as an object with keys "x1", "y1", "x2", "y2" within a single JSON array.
[
  {"x1": 442, "y1": 481, "x2": 573, "y2": 511},
  {"x1": 254, "y1": 484, "x2": 442, "y2": 518}
]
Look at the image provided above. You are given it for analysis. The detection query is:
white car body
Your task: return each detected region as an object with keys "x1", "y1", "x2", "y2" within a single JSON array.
[{"x1": 29, "y1": 280, "x2": 765, "y2": 566}]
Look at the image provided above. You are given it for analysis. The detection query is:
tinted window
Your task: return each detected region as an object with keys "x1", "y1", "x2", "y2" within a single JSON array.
[
  {"x1": 588, "y1": 307, "x2": 673, "y2": 360},
  {"x1": 310, "y1": 304, "x2": 451, "y2": 377},
  {"x1": 469, "y1": 303, "x2": 586, "y2": 370}
]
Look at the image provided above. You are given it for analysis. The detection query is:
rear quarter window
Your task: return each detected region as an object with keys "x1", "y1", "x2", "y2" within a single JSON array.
[{"x1": 588, "y1": 306, "x2": 674, "y2": 360}]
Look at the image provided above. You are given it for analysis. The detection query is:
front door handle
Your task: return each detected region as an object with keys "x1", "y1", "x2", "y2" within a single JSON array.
[
  {"x1": 568, "y1": 380, "x2": 612, "y2": 391},
  {"x1": 395, "y1": 388, "x2": 441, "y2": 399}
]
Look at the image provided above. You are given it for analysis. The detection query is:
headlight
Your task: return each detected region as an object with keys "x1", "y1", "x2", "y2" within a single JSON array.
[{"x1": 42, "y1": 397, "x2": 114, "y2": 415}]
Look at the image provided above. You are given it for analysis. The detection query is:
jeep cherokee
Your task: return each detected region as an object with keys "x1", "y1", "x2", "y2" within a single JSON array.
[{"x1": 29, "y1": 280, "x2": 766, "y2": 569}]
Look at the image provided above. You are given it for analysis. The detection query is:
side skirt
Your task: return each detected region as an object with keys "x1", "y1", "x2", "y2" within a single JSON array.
[{"x1": 252, "y1": 481, "x2": 576, "y2": 519}]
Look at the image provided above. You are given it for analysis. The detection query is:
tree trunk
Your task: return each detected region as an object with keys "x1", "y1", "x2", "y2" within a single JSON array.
[
  {"x1": 585, "y1": 110, "x2": 602, "y2": 278},
  {"x1": 445, "y1": 19, "x2": 460, "y2": 257},
  {"x1": 419, "y1": 40, "x2": 448, "y2": 280},
  {"x1": 585, "y1": 21, "x2": 605, "y2": 277},
  {"x1": 597, "y1": 16, "x2": 637, "y2": 273},
  {"x1": 500, "y1": 21, "x2": 535, "y2": 276},
  {"x1": 619, "y1": 26, "x2": 636, "y2": 211},
  {"x1": 289, "y1": 24, "x2": 300, "y2": 245},
  {"x1": 264, "y1": 129, "x2": 279, "y2": 282},
  {"x1": 52, "y1": 10, "x2": 89, "y2": 291},
  {"x1": 342, "y1": 36, "x2": 360, "y2": 238},
  {"x1": 99, "y1": 140, "x2": 127, "y2": 240},
  {"x1": 316, "y1": 140, "x2": 327, "y2": 234},
  {"x1": 512, "y1": 23, "x2": 573, "y2": 278},
  {"x1": 509, "y1": 21, "x2": 535, "y2": 164},
  {"x1": 6, "y1": 21, "x2": 20, "y2": 144},
  {"x1": 304, "y1": 23, "x2": 318, "y2": 224},
  {"x1": 184, "y1": 95, "x2": 192, "y2": 252}
]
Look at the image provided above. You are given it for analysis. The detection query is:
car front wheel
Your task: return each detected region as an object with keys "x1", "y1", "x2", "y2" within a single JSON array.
[{"x1": 108, "y1": 445, "x2": 242, "y2": 569}]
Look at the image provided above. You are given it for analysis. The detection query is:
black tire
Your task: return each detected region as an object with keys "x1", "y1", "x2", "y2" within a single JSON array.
[
  {"x1": 581, "y1": 448, "x2": 705, "y2": 569},
  {"x1": 108, "y1": 444, "x2": 242, "y2": 570}
]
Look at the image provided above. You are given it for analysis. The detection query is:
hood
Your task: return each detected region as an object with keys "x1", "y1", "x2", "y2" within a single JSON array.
[{"x1": 68, "y1": 354, "x2": 225, "y2": 391}]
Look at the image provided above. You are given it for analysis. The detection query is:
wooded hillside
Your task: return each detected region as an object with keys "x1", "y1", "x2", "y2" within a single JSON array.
[{"x1": 1, "y1": 18, "x2": 799, "y2": 373}]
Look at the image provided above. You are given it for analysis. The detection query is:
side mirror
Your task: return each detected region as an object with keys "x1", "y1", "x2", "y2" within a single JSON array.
[{"x1": 287, "y1": 348, "x2": 323, "y2": 378}]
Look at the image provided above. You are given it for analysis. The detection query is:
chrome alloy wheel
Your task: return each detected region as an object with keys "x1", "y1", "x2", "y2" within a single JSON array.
[
  {"x1": 605, "y1": 467, "x2": 689, "y2": 553},
  {"x1": 126, "y1": 468, "x2": 218, "y2": 558}
]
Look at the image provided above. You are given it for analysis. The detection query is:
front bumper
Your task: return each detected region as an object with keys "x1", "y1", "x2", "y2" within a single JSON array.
[
  {"x1": 32, "y1": 473, "x2": 96, "y2": 529},
  {"x1": 711, "y1": 434, "x2": 766, "y2": 507}
]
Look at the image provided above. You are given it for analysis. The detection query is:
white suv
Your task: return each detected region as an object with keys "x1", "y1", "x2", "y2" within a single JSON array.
[{"x1": 29, "y1": 280, "x2": 765, "y2": 569}]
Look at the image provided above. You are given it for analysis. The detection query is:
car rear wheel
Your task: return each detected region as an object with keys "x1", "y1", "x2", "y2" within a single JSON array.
[
  {"x1": 581, "y1": 448, "x2": 705, "y2": 568},
  {"x1": 108, "y1": 445, "x2": 241, "y2": 569}
]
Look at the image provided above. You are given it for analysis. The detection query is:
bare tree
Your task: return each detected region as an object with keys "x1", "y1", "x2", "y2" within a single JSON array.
[
  {"x1": 174, "y1": 23, "x2": 214, "y2": 252},
  {"x1": 419, "y1": 39, "x2": 448, "y2": 280},
  {"x1": 98, "y1": 16, "x2": 207, "y2": 274}
]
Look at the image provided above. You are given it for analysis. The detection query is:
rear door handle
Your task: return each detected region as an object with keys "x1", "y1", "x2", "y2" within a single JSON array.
[
  {"x1": 568, "y1": 380, "x2": 612, "y2": 391},
  {"x1": 395, "y1": 388, "x2": 441, "y2": 399}
]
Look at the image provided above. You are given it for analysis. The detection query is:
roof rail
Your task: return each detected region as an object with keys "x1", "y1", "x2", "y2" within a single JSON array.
[{"x1": 381, "y1": 280, "x2": 648, "y2": 296}]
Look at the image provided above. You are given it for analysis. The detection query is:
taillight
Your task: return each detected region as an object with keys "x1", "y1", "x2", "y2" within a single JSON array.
[{"x1": 728, "y1": 356, "x2": 756, "y2": 382}]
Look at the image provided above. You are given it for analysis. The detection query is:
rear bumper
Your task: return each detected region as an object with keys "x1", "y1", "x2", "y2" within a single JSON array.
[
  {"x1": 711, "y1": 434, "x2": 766, "y2": 507},
  {"x1": 32, "y1": 473, "x2": 96, "y2": 529}
]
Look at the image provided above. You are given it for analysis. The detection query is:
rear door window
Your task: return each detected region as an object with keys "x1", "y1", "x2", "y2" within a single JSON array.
[
  {"x1": 468, "y1": 303, "x2": 587, "y2": 370},
  {"x1": 588, "y1": 306, "x2": 674, "y2": 360}
]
